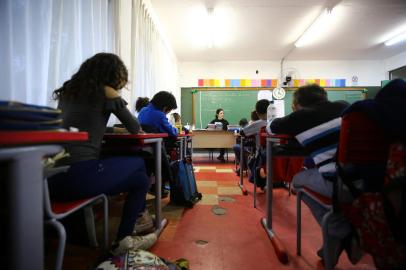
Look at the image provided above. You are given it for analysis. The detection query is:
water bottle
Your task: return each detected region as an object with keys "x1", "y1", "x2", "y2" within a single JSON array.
[{"x1": 267, "y1": 100, "x2": 276, "y2": 121}]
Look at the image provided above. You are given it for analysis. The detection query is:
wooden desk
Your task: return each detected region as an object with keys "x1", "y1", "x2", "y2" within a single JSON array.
[
  {"x1": 0, "y1": 131, "x2": 88, "y2": 270},
  {"x1": 103, "y1": 133, "x2": 169, "y2": 235},
  {"x1": 191, "y1": 130, "x2": 235, "y2": 149}
]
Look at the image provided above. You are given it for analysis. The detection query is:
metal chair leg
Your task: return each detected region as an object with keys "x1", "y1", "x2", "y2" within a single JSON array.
[
  {"x1": 297, "y1": 190, "x2": 302, "y2": 255},
  {"x1": 46, "y1": 220, "x2": 66, "y2": 270},
  {"x1": 84, "y1": 207, "x2": 98, "y2": 247}
]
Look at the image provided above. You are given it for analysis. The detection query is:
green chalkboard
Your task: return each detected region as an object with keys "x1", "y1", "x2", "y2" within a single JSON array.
[
  {"x1": 194, "y1": 90, "x2": 258, "y2": 128},
  {"x1": 186, "y1": 87, "x2": 367, "y2": 128}
]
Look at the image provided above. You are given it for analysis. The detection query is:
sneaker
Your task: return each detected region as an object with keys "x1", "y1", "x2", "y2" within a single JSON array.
[
  {"x1": 133, "y1": 210, "x2": 155, "y2": 235},
  {"x1": 111, "y1": 233, "x2": 158, "y2": 255}
]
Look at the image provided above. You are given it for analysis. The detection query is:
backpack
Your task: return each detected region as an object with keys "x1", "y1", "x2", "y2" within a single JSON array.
[
  {"x1": 170, "y1": 157, "x2": 202, "y2": 208},
  {"x1": 342, "y1": 142, "x2": 406, "y2": 269},
  {"x1": 95, "y1": 249, "x2": 187, "y2": 270}
]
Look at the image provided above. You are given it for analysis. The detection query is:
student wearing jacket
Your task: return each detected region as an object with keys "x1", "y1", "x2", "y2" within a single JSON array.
[
  {"x1": 138, "y1": 91, "x2": 178, "y2": 198},
  {"x1": 268, "y1": 84, "x2": 357, "y2": 265},
  {"x1": 138, "y1": 91, "x2": 178, "y2": 137}
]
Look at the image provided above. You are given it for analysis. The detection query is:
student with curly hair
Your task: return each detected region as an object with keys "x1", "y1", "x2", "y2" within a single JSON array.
[{"x1": 50, "y1": 53, "x2": 157, "y2": 255}]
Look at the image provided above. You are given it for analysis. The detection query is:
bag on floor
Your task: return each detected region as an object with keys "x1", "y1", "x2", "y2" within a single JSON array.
[
  {"x1": 95, "y1": 248, "x2": 187, "y2": 270},
  {"x1": 170, "y1": 156, "x2": 202, "y2": 208}
]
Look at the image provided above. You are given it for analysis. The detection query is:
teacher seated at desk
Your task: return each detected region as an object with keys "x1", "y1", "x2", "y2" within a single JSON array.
[{"x1": 208, "y1": 108, "x2": 229, "y2": 162}]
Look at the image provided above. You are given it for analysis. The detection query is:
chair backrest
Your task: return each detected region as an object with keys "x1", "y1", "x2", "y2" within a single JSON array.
[
  {"x1": 337, "y1": 111, "x2": 391, "y2": 193},
  {"x1": 338, "y1": 111, "x2": 390, "y2": 164}
]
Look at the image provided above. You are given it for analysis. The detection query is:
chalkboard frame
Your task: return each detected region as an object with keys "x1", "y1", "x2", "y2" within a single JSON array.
[{"x1": 190, "y1": 87, "x2": 367, "y2": 126}]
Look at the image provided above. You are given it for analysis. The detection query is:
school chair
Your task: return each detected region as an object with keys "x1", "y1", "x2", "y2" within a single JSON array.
[
  {"x1": 44, "y1": 166, "x2": 109, "y2": 270},
  {"x1": 296, "y1": 110, "x2": 391, "y2": 270},
  {"x1": 337, "y1": 114, "x2": 406, "y2": 269}
]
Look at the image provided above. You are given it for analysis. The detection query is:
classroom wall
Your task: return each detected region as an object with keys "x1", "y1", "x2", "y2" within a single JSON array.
[
  {"x1": 384, "y1": 51, "x2": 406, "y2": 73},
  {"x1": 178, "y1": 60, "x2": 387, "y2": 87}
]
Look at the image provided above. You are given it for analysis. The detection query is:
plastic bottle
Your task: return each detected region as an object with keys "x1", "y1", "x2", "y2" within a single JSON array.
[{"x1": 267, "y1": 100, "x2": 276, "y2": 121}]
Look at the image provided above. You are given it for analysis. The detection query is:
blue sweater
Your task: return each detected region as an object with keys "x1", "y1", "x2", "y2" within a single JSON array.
[{"x1": 138, "y1": 104, "x2": 178, "y2": 137}]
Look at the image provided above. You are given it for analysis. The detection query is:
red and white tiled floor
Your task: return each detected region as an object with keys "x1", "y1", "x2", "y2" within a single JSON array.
[
  {"x1": 46, "y1": 154, "x2": 377, "y2": 270},
  {"x1": 151, "y1": 156, "x2": 376, "y2": 270}
]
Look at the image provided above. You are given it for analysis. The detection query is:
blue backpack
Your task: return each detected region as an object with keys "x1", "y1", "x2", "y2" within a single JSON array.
[{"x1": 170, "y1": 157, "x2": 202, "y2": 208}]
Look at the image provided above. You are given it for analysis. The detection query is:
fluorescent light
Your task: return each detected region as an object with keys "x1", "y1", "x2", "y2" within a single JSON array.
[
  {"x1": 295, "y1": 9, "x2": 332, "y2": 47},
  {"x1": 385, "y1": 31, "x2": 406, "y2": 46},
  {"x1": 207, "y1": 8, "x2": 214, "y2": 48}
]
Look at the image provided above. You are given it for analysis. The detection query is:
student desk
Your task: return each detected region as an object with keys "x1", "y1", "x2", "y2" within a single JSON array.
[
  {"x1": 260, "y1": 133, "x2": 306, "y2": 264},
  {"x1": 0, "y1": 130, "x2": 88, "y2": 270},
  {"x1": 102, "y1": 133, "x2": 168, "y2": 235}
]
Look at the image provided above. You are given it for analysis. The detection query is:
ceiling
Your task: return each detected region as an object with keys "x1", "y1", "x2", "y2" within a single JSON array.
[{"x1": 149, "y1": 0, "x2": 406, "y2": 61}]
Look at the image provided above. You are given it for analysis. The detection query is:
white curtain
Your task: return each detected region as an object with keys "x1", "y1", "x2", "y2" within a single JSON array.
[
  {"x1": 130, "y1": 0, "x2": 179, "y2": 114},
  {"x1": 0, "y1": 0, "x2": 115, "y2": 106}
]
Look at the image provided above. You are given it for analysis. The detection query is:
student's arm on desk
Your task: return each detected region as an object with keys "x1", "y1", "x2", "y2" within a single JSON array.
[{"x1": 105, "y1": 86, "x2": 141, "y2": 134}]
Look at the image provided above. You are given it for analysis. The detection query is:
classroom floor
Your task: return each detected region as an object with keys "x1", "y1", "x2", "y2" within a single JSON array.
[{"x1": 45, "y1": 153, "x2": 377, "y2": 270}]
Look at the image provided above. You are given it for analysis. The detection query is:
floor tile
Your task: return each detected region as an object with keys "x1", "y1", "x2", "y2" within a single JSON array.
[
  {"x1": 196, "y1": 180, "x2": 218, "y2": 187},
  {"x1": 217, "y1": 186, "x2": 242, "y2": 195}
]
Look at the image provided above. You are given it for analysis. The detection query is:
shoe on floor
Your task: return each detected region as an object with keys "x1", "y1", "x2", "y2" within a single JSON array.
[
  {"x1": 111, "y1": 233, "x2": 157, "y2": 256},
  {"x1": 133, "y1": 210, "x2": 155, "y2": 235}
]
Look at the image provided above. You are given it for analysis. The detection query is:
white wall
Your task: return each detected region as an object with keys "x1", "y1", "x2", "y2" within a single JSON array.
[
  {"x1": 178, "y1": 60, "x2": 388, "y2": 87},
  {"x1": 384, "y1": 51, "x2": 406, "y2": 73}
]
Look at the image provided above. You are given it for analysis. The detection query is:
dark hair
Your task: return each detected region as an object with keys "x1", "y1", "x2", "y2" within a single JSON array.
[
  {"x1": 250, "y1": 110, "x2": 259, "y2": 121},
  {"x1": 135, "y1": 97, "x2": 150, "y2": 112},
  {"x1": 150, "y1": 91, "x2": 177, "y2": 111},
  {"x1": 334, "y1": 100, "x2": 350, "y2": 107},
  {"x1": 172, "y1": 112, "x2": 181, "y2": 122},
  {"x1": 53, "y1": 53, "x2": 128, "y2": 100},
  {"x1": 215, "y1": 108, "x2": 224, "y2": 118},
  {"x1": 255, "y1": 99, "x2": 270, "y2": 115},
  {"x1": 293, "y1": 84, "x2": 327, "y2": 108},
  {"x1": 239, "y1": 118, "x2": 248, "y2": 127}
]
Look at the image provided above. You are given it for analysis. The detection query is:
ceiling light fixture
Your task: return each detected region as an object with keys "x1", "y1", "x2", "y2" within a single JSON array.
[
  {"x1": 207, "y1": 7, "x2": 214, "y2": 48},
  {"x1": 384, "y1": 31, "x2": 406, "y2": 46},
  {"x1": 294, "y1": 8, "x2": 332, "y2": 47}
]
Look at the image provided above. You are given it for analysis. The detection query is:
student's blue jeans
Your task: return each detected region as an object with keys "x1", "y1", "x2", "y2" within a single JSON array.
[{"x1": 48, "y1": 156, "x2": 150, "y2": 241}]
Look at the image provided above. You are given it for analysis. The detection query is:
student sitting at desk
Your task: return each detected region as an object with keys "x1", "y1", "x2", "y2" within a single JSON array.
[
  {"x1": 209, "y1": 108, "x2": 229, "y2": 162},
  {"x1": 49, "y1": 53, "x2": 157, "y2": 255},
  {"x1": 138, "y1": 91, "x2": 178, "y2": 137},
  {"x1": 138, "y1": 91, "x2": 178, "y2": 197},
  {"x1": 233, "y1": 100, "x2": 269, "y2": 175},
  {"x1": 267, "y1": 84, "x2": 357, "y2": 265}
]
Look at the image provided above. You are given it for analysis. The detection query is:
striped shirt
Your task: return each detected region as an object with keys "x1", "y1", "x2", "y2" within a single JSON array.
[{"x1": 268, "y1": 101, "x2": 348, "y2": 178}]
